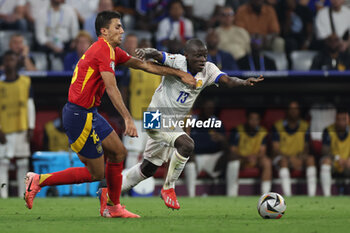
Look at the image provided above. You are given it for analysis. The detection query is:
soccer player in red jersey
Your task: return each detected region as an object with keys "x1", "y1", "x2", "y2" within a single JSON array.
[{"x1": 24, "y1": 11, "x2": 196, "y2": 218}]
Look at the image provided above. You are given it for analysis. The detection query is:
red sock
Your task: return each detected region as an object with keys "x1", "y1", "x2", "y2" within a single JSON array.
[
  {"x1": 39, "y1": 167, "x2": 92, "y2": 187},
  {"x1": 105, "y1": 161, "x2": 123, "y2": 205}
]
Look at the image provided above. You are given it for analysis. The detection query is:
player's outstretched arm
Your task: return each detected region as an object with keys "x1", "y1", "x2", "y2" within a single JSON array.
[
  {"x1": 101, "y1": 71, "x2": 138, "y2": 137},
  {"x1": 219, "y1": 75, "x2": 264, "y2": 88},
  {"x1": 124, "y1": 56, "x2": 196, "y2": 88}
]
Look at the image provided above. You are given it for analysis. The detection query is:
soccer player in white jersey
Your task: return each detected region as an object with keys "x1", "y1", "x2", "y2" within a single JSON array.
[{"x1": 100, "y1": 39, "x2": 263, "y2": 210}]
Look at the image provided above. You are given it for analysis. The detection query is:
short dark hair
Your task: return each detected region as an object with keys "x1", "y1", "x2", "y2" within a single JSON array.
[
  {"x1": 336, "y1": 108, "x2": 349, "y2": 115},
  {"x1": 95, "y1": 11, "x2": 121, "y2": 37},
  {"x1": 184, "y1": 39, "x2": 206, "y2": 53},
  {"x1": 246, "y1": 108, "x2": 263, "y2": 118},
  {"x1": 168, "y1": 0, "x2": 185, "y2": 12}
]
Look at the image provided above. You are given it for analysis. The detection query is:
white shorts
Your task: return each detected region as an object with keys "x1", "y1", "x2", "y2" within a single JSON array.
[
  {"x1": 123, "y1": 120, "x2": 148, "y2": 152},
  {"x1": 0, "y1": 131, "x2": 30, "y2": 159},
  {"x1": 143, "y1": 128, "x2": 187, "y2": 166},
  {"x1": 195, "y1": 151, "x2": 224, "y2": 178}
]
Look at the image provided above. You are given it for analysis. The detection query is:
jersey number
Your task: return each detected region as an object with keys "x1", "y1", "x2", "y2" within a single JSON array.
[{"x1": 176, "y1": 91, "x2": 189, "y2": 103}]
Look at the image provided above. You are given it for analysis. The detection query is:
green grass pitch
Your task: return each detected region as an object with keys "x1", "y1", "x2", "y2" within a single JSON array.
[{"x1": 1, "y1": 196, "x2": 350, "y2": 233}]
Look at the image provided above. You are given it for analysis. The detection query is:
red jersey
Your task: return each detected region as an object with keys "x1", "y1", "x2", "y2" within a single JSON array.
[{"x1": 68, "y1": 37, "x2": 131, "y2": 108}]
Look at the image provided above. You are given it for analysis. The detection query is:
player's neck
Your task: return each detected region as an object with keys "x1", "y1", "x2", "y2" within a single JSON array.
[
  {"x1": 100, "y1": 36, "x2": 117, "y2": 48},
  {"x1": 51, "y1": 2, "x2": 61, "y2": 11},
  {"x1": 4, "y1": 70, "x2": 17, "y2": 81}
]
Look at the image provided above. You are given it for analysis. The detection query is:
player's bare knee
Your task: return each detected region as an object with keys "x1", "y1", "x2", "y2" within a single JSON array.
[
  {"x1": 140, "y1": 160, "x2": 159, "y2": 178},
  {"x1": 279, "y1": 157, "x2": 288, "y2": 167},
  {"x1": 306, "y1": 156, "x2": 315, "y2": 166},
  {"x1": 175, "y1": 137, "x2": 194, "y2": 158},
  {"x1": 262, "y1": 157, "x2": 272, "y2": 169},
  {"x1": 322, "y1": 157, "x2": 332, "y2": 165},
  {"x1": 91, "y1": 171, "x2": 104, "y2": 181}
]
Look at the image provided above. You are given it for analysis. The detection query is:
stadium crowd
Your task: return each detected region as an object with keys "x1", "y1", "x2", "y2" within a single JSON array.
[{"x1": 1, "y1": 0, "x2": 350, "y2": 198}]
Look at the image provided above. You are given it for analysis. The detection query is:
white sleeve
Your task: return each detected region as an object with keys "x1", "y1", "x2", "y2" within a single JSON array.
[
  {"x1": 35, "y1": 10, "x2": 48, "y2": 45},
  {"x1": 69, "y1": 7, "x2": 79, "y2": 39},
  {"x1": 161, "y1": 52, "x2": 186, "y2": 69},
  {"x1": 206, "y1": 62, "x2": 226, "y2": 86},
  {"x1": 27, "y1": 98, "x2": 36, "y2": 130},
  {"x1": 315, "y1": 9, "x2": 331, "y2": 40},
  {"x1": 185, "y1": 19, "x2": 194, "y2": 39},
  {"x1": 156, "y1": 19, "x2": 170, "y2": 42}
]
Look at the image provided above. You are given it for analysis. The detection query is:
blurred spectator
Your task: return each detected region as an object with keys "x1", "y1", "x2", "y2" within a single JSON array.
[
  {"x1": 0, "y1": 51, "x2": 35, "y2": 198},
  {"x1": 43, "y1": 113, "x2": 69, "y2": 151},
  {"x1": 185, "y1": 99, "x2": 227, "y2": 197},
  {"x1": 64, "y1": 31, "x2": 93, "y2": 71},
  {"x1": 234, "y1": 0, "x2": 285, "y2": 53},
  {"x1": 66, "y1": 0, "x2": 99, "y2": 26},
  {"x1": 228, "y1": 110, "x2": 271, "y2": 196},
  {"x1": 84, "y1": 0, "x2": 114, "y2": 41},
  {"x1": 308, "y1": 0, "x2": 331, "y2": 16},
  {"x1": 135, "y1": 0, "x2": 169, "y2": 31},
  {"x1": 183, "y1": 0, "x2": 225, "y2": 30},
  {"x1": 272, "y1": 101, "x2": 316, "y2": 197},
  {"x1": 320, "y1": 109, "x2": 350, "y2": 196},
  {"x1": 315, "y1": 0, "x2": 350, "y2": 52},
  {"x1": 311, "y1": 34, "x2": 350, "y2": 70},
  {"x1": 215, "y1": 6, "x2": 251, "y2": 61},
  {"x1": 0, "y1": 0, "x2": 27, "y2": 30},
  {"x1": 0, "y1": 34, "x2": 37, "y2": 71},
  {"x1": 25, "y1": 0, "x2": 50, "y2": 30},
  {"x1": 237, "y1": 35, "x2": 277, "y2": 71},
  {"x1": 277, "y1": 0, "x2": 314, "y2": 68},
  {"x1": 35, "y1": 0, "x2": 79, "y2": 58},
  {"x1": 206, "y1": 29, "x2": 239, "y2": 71},
  {"x1": 156, "y1": 0, "x2": 193, "y2": 51},
  {"x1": 119, "y1": 34, "x2": 162, "y2": 169}
]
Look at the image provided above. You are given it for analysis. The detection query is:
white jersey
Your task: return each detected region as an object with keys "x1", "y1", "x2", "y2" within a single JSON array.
[{"x1": 148, "y1": 52, "x2": 225, "y2": 121}]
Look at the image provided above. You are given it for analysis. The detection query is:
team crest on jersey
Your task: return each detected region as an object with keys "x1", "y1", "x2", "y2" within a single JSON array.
[
  {"x1": 110, "y1": 61, "x2": 115, "y2": 71},
  {"x1": 143, "y1": 110, "x2": 161, "y2": 129},
  {"x1": 196, "y1": 79, "x2": 203, "y2": 88}
]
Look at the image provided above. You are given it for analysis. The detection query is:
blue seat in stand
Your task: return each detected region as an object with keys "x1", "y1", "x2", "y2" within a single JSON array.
[
  {"x1": 32, "y1": 151, "x2": 71, "y2": 197},
  {"x1": 32, "y1": 151, "x2": 100, "y2": 197}
]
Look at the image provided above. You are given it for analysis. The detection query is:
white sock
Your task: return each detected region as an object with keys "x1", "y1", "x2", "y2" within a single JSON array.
[
  {"x1": 261, "y1": 180, "x2": 272, "y2": 194},
  {"x1": 16, "y1": 159, "x2": 28, "y2": 197},
  {"x1": 226, "y1": 160, "x2": 240, "y2": 197},
  {"x1": 185, "y1": 162, "x2": 196, "y2": 197},
  {"x1": 0, "y1": 159, "x2": 10, "y2": 198},
  {"x1": 320, "y1": 164, "x2": 332, "y2": 197},
  {"x1": 122, "y1": 163, "x2": 147, "y2": 192},
  {"x1": 279, "y1": 167, "x2": 292, "y2": 197},
  {"x1": 306, "y1": 166, "x2": 317, "y2": 197},
  {"x1": 125, "y1": 151, "x2": 140, "y2": 169},
  {"x1": 163, "y1": 151, "x2": 189, "y2": 190}
]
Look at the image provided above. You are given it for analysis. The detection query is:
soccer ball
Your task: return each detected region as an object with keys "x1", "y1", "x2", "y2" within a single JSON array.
[{"x1": 257, "y1": 192, "x2": 286, "y2": 219}]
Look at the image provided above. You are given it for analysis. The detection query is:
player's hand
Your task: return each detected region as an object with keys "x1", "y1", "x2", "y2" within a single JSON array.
[
  {"x1": 124, "y1": 118, "x2": 138, "y2": 137},
  {"x1": 135, "y1": 48, "x2": 158, "y2": 60},
  {"x1": 0, "y1": 130, "x2": 7, "y2": 144},
  {"x1": 180, "y1": 72, "x2": 196, "y2": 89},
  {"x1": 244, "y1": 75, "x2": 264, "y2": 86}
]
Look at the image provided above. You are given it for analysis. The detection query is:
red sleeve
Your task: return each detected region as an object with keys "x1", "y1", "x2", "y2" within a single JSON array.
[
  {"x1": 97, "y1": 42, "x2": 115, "y2": 73},
  {"x1": 115, "y1": 47, "x2": 132, "y2": 65}
]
